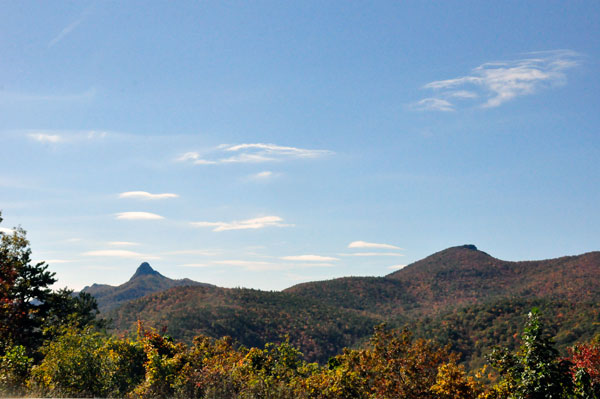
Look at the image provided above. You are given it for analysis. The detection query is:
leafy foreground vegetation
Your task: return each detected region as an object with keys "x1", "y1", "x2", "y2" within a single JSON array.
[
  {"x1": 3, "y1": 214, "x2": 600, "y2": 398},
  {"x1": 3, "y1": 310, "x2": 600, "y2": 398}
]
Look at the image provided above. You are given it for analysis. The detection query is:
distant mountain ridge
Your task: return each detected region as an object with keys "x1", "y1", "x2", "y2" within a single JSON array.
[
  {"x1": 97, "y1": 246, "x2": 600, "y2": 364},
  {"x1": 82, "y1": 262, "x2": 212, "y2": 311},
  {"x1": 285, "y1": 245, "x2": 600, "y2": 315}
]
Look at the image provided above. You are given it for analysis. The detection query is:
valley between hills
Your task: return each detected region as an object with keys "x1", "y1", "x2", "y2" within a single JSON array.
[{"x1": 84, "y1": 244, "x2": 600, "y2": 368}]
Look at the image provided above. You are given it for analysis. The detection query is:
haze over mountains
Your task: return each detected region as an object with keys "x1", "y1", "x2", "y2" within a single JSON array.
[{"x1": 87, "y1": 245, "x2": 600, "y2": 365}]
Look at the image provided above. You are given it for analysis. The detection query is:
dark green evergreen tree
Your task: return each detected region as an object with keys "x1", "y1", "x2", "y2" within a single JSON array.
[
  {"x1": 0, "y1": 212, "x2": 102, "y2": 357},
  {"x1": 0, "y1": 213, "x2": 56, "y2": 355}
]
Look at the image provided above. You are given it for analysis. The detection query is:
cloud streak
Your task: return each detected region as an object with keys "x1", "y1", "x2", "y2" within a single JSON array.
[
  {"x1": 191, "y1": 216, "x2": 291, "y2": 232},
  {"x1": 29, "y1": 133, "x2": 63, "y2": 143},
  {"x1": 115, "y1": 212, "x2": 165, "y2": 220},
  {"x1": 213, "y1": 259, "x2": 281, "y2": 271},
  {"x1": 348, "y1": 241, "x2": 402, "y2": 250},
  {"x1": 414, "y1": 50, "x2": 581, "y2": 110},
  {"x1": 26, "y1": 130, "x2": 106, "y2": 143},
  {"x1": 108, "y1": 241, "x2": 140, "y2": 247},
  {"x1": 177, "y1": 143, "x2": 333, "y2": 165},
  {"x1": 281, "y1": 255, "x2": 339, "y2": 262},
  {"x1": 341, "y1": 252, "x2": 404, "y2": 257},
  {"x1": 83, "y1": 249, "x2": 160, "y2": 260},
  {"x1": 48, "y1": 4, "x2": 93, "y2": 47},
  {"x1": 118, "y1": 191, "x2": 179, "y2": 200}
]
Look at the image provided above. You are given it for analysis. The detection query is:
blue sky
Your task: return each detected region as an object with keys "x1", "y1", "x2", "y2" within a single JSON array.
[{"x1": 1, "y1": 1, "x2": 599, "y2": 291}]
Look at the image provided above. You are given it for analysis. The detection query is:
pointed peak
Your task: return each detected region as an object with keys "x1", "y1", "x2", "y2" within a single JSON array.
[{"x1": 131, "y1": 262, "x2": 162, "y2": 280}]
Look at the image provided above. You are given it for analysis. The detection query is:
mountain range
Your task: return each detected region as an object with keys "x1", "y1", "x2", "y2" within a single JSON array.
[
  {"x1": 82, "y1": 262, "x2": 213, "y2": 311},
  {"x1": 88, "y1": 245, "x2": 600, "y2": 366}
]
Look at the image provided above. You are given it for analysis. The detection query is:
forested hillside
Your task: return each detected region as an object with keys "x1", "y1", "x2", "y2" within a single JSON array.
[
  {"x1": 107, "y1": 285, "x2": 381, "y2": 363},
  {"x1": 102, "y1": 245, "x2": 600, "y2": 366}
]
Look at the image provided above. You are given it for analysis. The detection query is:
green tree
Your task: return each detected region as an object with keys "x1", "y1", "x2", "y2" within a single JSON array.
[
  {"x1": 0, "y1": 213, "x2": 56, "y2": 355},
  {"x1": 0, "y1": 213, "x2": 103, "y2": 359},
  {"x1": 0, "y1": 344, "x2": 33, "y2": 396},
  {"x1": 29, "y1": 325, "x2": 110, "y2": 397},
  {"x1": 487, "y1": 308, "x2": 575, "y2": 398}
]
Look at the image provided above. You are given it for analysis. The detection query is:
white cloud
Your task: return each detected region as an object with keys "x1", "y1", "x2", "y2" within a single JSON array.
[
  {"x1": 118, "y1": 191, "x2": 179, "y2": 200},
  {"x1": 163, "y1": 249, "x2": 219, "y2": 256},
  {"x1": 115, "y1": 212, "x2": 165, "y2": 220},
  {"x1": 252, "y1": 171, "x2": 276, "y2": 179},
  {"x1": 415, "y1": 50, "x2": 581, "y2": 110},
  {"x1": 341, "y1": 252, "x2": 404, "y2": 257},
  {"x1": 294, "y1": 262, "x2": 335, "y2": 268},
  {"x1": 177, "y1": 143, "x2": 333, "y2": 165},
  {"x1": 213, "y1": 259, "x2": 282, "y2": 271},
  {"x1": 2, "y1": 89, "x2": 97, "y2": 104},
  {"x1": 26, "y1": 129, "x2": 106, "y2": 143},
  {"x1": 0, "y1": 227, "x2": 15, "y2": 234},
  {"x1": 29, "y1": 133, "x2": 63, "y2": 143},
  {"x1": 176, "y1": 152, "x2": 202, "y2": 162},
  {"x1": 180, "y1": 263, "x2": 211, "y2": 268},
  {"x1": 108, "y1": 241, "x2": 140, "y2": 247},
  {"x1": 281, "y1": 254, "x2": 339, "y2": 262},
  {"x1": 348, "y1": 241, "x2": 402, "y2": 250},
  {"x1": 413, "y1": 98, "x2": 454, "y2": 112},
  {"x1": 48, "y1": 4, "x2": 93, "y2": 47},
  {"x1": 83, "y1": 249, "x2": 160, "y2": 260},
  {"x1": 388, "y1": 264, "x2": 407, "y2": 270},
  {"x1": 49, "y1": 17, "x2": 84, "y2": 47},
  {"x1": 191, "y1": 216, "x2": 291, "y2": 232}
]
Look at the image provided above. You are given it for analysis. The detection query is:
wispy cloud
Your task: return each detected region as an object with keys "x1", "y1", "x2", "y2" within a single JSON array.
[
  {"x1": 285, "y1": 262, "x2": 335, "y2": 268},
  {"x1": 49, "y1": 18, "x2": 84, "y2": 47},
  {"x1": 177, "y1": 143, "x2": 333, "y2": 165},
  {"x1": 388, "y1": 264, "x2": 407, "y2": 270},
  {"x1": 348, "y1": 241, "x2": 402, "y2": 250},
  {"x1": 213, "y1": 259, "x2": 281, "y2": 271},
  {"x1": 341, "y1": 252, "x2": 404, "y2": 257},
  {"x1": 118, "y1": 191, "x2": 179, "y2": 200},
  {"x1": 29, "y1": 133, "x2": 63, "y2": 143},
  {"x1": 83, "y1": 249, "x2": 160, "y2": 260},
  {"x1": 26, "y1": 130, "x2": 106, "y2": 144},
  {"x1": 413, "y1": 98, "x2": 454, "y2": 112},
  {"x1": 3, "y1": 88, "x2": 97, "y2": 104},
  {"x1": 414, "y1": 50, "x2": 581, "y2": 110},
  {"x1": 115, "y1": 212, "x2": 165, "y2": 220},
  {"x1": 108, "y1": 241, "x2": 140, "y2": 247},
  {"x1": 248, "y1": 171, "x2": 282, "y2": 181},
  {"x1": 163, "y1": 249, "x2": 219, "y2": 256},
  {"x1": 281, "y1": 255, "x2": 339, "y2": 262},
  {"x1": 48, "y1": 5, "x2": 93, "y2": 47},
  {"x1": 180, "y1": 263, "x2": 211, "y2": 268},
  {"x1": 191, "y1": 216, "x2": 291, "y2": 232}
]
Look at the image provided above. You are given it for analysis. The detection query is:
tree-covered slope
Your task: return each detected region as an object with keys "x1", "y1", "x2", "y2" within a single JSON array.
[
  {"x1": 106, "y1": 285, "x2": 381, "y2": 363},
  {"x1": 286, "y1": 245, "x2": 600, "y2": 316},
  {"x1": 388, "y1": 245, "x2": 600, "y2": 306},
  {"x1": 102, "y1": 246, "x2": 600, "y2": 366}
]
